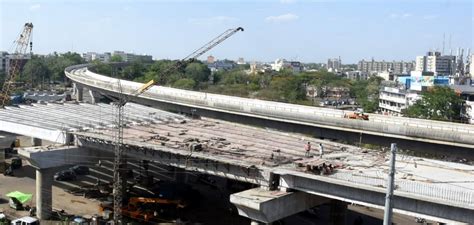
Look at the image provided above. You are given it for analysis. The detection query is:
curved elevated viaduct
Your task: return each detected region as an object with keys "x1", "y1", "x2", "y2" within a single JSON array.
[{"x1": 65, "y1": 65, "x2": 474, "y2": 158}]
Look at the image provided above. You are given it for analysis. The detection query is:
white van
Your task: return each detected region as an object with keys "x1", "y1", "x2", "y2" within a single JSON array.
[{"x1": 10, "y1": 216, "x2": 39, "y2": 225}]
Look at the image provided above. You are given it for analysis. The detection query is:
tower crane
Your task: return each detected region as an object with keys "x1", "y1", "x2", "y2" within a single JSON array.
[
  {"x1": 111, "y1": 27, "x2": 243, "y2": 224},
  {"x1": 0, "y1": 23, "x2": 33, "y2": 107}
]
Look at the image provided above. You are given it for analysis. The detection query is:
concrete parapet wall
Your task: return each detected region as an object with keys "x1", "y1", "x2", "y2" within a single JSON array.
[
  {"x1": 277, "y1": 171, "x2": 474, "y2": 223},
  {"x1": 64, "y1": 66, "x2": 474, "y2": 148}
]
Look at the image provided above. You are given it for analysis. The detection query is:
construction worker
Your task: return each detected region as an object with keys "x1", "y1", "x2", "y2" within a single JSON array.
[
  {"x1": 319, "y1": 143, "x2": 324, "y2": 158},
  {"x1": 305, "y1": 142, "x2": 311, "y2": 157}
]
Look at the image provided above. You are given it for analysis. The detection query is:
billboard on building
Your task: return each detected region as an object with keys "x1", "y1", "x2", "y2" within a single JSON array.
[{"x1": 410, "y1": 75, "x2": 449, "y2": 91}]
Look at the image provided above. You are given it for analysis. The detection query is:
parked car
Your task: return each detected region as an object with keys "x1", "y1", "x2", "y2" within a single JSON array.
[
  {"x1": 54, "y1": 170, "x2": 77, "y2": 181},
  {"x1": 11, "y1": 157, "x2": 22, "y2": 169},
  {"x1": 10, "y1": 216, "x2": 39, "y2": 225},
  {"x1": 69, "y1": 165, "x2": 89, "y2": 175}
]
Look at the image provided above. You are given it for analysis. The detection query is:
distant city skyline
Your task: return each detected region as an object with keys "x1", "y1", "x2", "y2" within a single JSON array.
[{"x1": 1, "y1": 0, "x2": 472, "y2": 63}]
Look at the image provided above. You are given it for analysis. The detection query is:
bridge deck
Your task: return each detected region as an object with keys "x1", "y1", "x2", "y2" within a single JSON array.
[
  {"x1": 76, "y1": 116, "x2": 474, "y2": 208},
  {"x1": 2, "y1": 102, "x2": 473, "y2": 219}
]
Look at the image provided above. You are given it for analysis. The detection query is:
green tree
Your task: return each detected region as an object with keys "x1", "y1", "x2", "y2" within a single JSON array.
[
  {"x1": 173, "y1": 78, "x2": 196, "y2": 90},
  {"x1": 61, "y1": 52, "x2": 84, "y2": 65},
  {"x1": 219, "y1": 70, "x2": 248, "y2": 85},
  {"x1": 121, "y1": 61, "x2": 144, "y2": 80},
  {"x1": 110, "y1": 55, "x2": 123, "y2": 62},
  {"x1": 259, "y1": 76, "x2": 305, "y2": 103},
  {"x1": 21, "y1": 56, "x2": 50, "y2": 88},
  {"x1": 184, "y1": 62, "x2": 210, "y2": 83},
  {"x1": 0, "y1": 70, "x2": 5, "y2": 87},
  {"x1": 350, "y1": 76, "x2": 383, "y2": 112},
  {"x1": 404, "y1": 86, "x2": 463, "y2": 121},
  {"x1": 91, "y1": 60, "x2": 113, "y2": 76},
  {"x1": 141, "y1": 60, "x2": 179, "y2": 85},
  {"x1": 45, "y1": 52, "x2": 85, "y2": 82}
]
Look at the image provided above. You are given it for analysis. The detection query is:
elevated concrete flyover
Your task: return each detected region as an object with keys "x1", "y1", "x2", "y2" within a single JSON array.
[
  {"x1": 1, "y1": 102, "x2": 472, "y2": 223},
  {"x1": 65, "y1": 65, "x2": 474, "y2": 158},
  {"x1": 0, "y1": 102, "x2": 187, "y2": 144}
]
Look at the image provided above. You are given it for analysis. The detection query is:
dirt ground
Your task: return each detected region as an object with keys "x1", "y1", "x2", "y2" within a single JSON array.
[{"x1": 0, "y1": 160, "x2": 100, "y2": 219}]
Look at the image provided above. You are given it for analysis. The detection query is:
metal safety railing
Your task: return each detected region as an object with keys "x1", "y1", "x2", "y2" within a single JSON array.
[{"x1": 329, "y1": 172, "x2": 474, "y2": 206}]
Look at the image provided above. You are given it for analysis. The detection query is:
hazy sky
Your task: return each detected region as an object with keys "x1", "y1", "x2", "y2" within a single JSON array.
[{"x1": 1, "y1": 0, "x2": 473, "y2": 63}]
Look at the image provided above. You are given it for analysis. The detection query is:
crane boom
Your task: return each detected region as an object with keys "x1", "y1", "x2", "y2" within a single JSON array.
[
  {"x1": 0, "y1": 23, "x2": 33, "y2": 107},
  {"x1": 133, "y1": 27, "x2": 244, "y2": 96},
  {"x1": 182, "y1": 27, "x2": 244, "y2": 61},
  {"x1": 111, "y1": 27, "x2": 243, "y2": 224}
]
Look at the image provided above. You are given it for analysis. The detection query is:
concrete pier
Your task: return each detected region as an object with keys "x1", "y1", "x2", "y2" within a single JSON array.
[
  {"x1": 231, "y1": 188, "x2": 329, "y2": 224},
  {"x1": 36, "y1": 168, "x2": 53, "y2": 219},
  {"x1": 88, "y1": 89, "x2": 99, "y2": 104},
  {"x1": 174, "y1": 167, "x2": 189, "y2": 183},
  {"x1": 75, "y1": 84, "x2": 83, "y2": 102},
  {"x1": 329, "y1": 200, "x2": 347, "y2": 225}
]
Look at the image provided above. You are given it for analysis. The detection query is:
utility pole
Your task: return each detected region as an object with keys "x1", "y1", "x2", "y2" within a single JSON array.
[{"x1": 383, "y1": 143, "x2": 397, "y2": 225}]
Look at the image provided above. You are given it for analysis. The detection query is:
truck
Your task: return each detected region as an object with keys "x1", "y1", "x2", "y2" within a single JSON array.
[
  {"x1": 344, "y1": 111, "x2": 369, "y2": 120},
  {"x1": 99, "y1": 197, "x2": 187, "y2": 223}
]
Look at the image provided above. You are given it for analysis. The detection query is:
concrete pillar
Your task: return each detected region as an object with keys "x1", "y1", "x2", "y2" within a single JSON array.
[
  {"x1": 76, "y1": 85, "x2": 84, "y2": 102},
  {"x1": 88, "y1": 89, "x2": 97, "y2": 104},
  {"x1": 250, "y1": 221, "x2": 261, "y2": 225},
  {"x1": 36, "y1": 168, "x2": 53, "y2": 219},
  {"x1": 329, "y1": 200, "x2": 347, "y2": 225},
  {"x1": 31, "y1": 137, "x2": 42, "y2": 146},
  {"x1": 174, "y1": 167, "x2": 188, "y2": 183},
  {"x1": 72, "y1": 83, "x2": 77, "y2": 96}
]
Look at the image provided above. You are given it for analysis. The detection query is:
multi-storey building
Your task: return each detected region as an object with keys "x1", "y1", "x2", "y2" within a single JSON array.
[
  {"x1": 327, "y1": 57, "x2": 341, "y2": 72},
  {"x1": 358, "y1": 59, "x2": 414, "y2": 75},
  {"x1": 344, "y1": 71, "x2": 368, "y2": 80},
  {"x1": 83, "y1": 51, "x2": 153, "y2": 63},
  {"x1": 378, "y1": 87, "x2": 408, "y2": 116},
  {"x1": 0, "y1": 52, "x2": 31, "y2": 76},
  {"x1": 82, "y1": 52, "x2": 111, "y2": 62},
  {"x1": 415, "y1": 51, "x2": 456, "y2": 76},
  {"x1": 452, "y1": 85, "x2": 474, "y2": 124},
  {"x1": 271, "y1": 59, "x2": 302, "y2": 73},
  {"x1": 0, "y1": 51, "x2": 8, "y2": 74}
]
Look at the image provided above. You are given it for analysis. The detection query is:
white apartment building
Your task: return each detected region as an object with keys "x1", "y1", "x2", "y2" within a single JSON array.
[
  {"x1": 378, "y1": 87, "x2": 420, "y2": 116},
  {"x1": 271, "y1": 59, "x2": 302, "y2": 73},
  {"x1": 379, "y1": 87, "x2": 408, "y2": 116},
  {"x1": 82, "y1": 52, "x2": 111, "y2": 62},
  {"x1": 92, "y1": 52, "x2": 111, "y2": 62},
  {"x1": 377, "y1": 71, "x2": 392, "y2": 81},
  {"x1": 415, "y1": 51, "x2": 456, "y2": 75},
  {"x1": 271, "y1": 59, "x2": 289, "y2": 71},
  {"x1": 344, "y1": 71, "x2": 368, "y2": 80}
]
